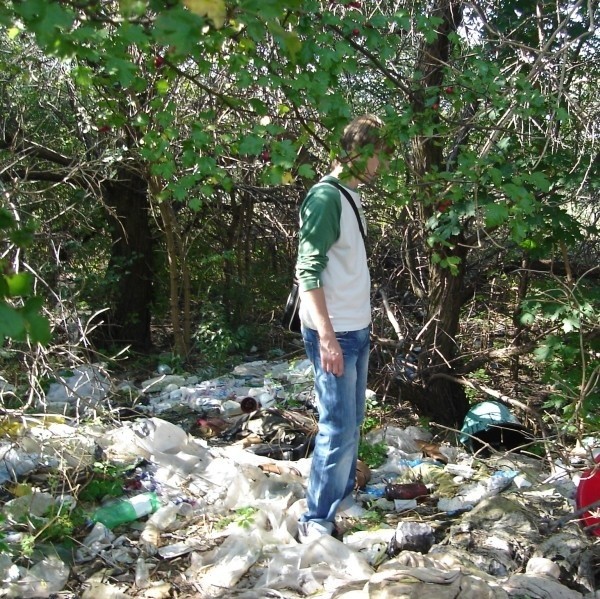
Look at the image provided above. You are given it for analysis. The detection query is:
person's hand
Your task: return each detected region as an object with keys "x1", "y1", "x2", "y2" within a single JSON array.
[{"x1": 320, "y1": 334, "x2": 344, "y2": 376}]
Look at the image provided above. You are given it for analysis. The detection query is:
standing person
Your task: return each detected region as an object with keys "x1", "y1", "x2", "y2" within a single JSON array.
[{"x1": 295, "y1": 114, "x2": 391, "y2": 543}]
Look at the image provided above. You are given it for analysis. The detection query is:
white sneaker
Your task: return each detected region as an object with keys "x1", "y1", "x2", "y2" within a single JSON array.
[
  {"x1": 297, "y1": 520, "x2": 334, "y2": 544},
  {"x1": 337, "y1": 503, "x2": 367, "y2": 518}
]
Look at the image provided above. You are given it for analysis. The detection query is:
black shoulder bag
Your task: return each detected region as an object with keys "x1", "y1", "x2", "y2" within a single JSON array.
[{"x1": 281, "y1": 181, "x2": 366, "y2": 333}]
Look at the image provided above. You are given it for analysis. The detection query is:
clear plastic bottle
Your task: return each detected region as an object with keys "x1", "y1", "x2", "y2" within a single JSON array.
[
  {"x1": 92, "y1": 492, "x2": 161, "y2": 529},
  {"x1": 135, "y1": 557, "x2": 151, "y2": 589}
]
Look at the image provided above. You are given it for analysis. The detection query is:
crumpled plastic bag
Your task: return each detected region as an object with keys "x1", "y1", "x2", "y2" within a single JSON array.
[
  {"x1": 3, "y1": 555, "x2": 70, "y2": 598},
  {"x1": 332, "y1": 550, "x2": 509, "y2": 598},
  {"x1": 45, "y1": 365, "x2": 110, "y2": 409},
  {"x1": 187, "y1": 530, "x2": 263, "y2": 596},
  {"x1": 504, "y1": 574, "x2": 584, "y2": 599}
]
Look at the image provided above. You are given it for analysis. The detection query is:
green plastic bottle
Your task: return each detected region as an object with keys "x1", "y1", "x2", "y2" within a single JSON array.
[{"x1": 92, "y1": 492, "x2": 161, "y2": 529}]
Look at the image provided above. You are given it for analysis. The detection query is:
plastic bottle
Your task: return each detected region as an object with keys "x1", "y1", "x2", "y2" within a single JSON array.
[
  {"x1": 135, "y1": 557, "x2": 151, "y2": 589},
  {"x1": 239, "y1": 396, "x2": 259, "y2": 413},
  {"x1": 384, "y1": 482, "x2": 429, "y2": 501},
  {"x1": 92, "y1": 492, "x2": 161, "y2": 529}
]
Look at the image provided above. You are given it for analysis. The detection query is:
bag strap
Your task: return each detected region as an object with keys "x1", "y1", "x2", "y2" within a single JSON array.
[{"x1": 323, "y1": 179, "x2": 367, "y2": 242}]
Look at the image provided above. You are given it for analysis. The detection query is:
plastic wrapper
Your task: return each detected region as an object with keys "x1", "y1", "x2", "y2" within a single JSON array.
[
  {"x1": 299, "y1": 534, "x2": 374, "y2": 579},
  {"x1": 4, "y1": 555, "x2": 69, "y2": 598},
  {"x1": 187, "y1": 530, "x2": 262, "y2": 590},
  {"x1": 390, "y1": 521, "x2": 435, "y2": 554}
]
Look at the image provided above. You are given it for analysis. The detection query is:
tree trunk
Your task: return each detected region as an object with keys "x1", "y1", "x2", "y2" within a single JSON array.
[
  {"x1": 100, "y1": 168, "x2": 154, "y2": 350},
  {"x1": 157, "y1": 198, "x2": 191, "y2": 358},
  {"x1": 404, "y1": 0, "x2": 470, "y2": 428},
  {"x1": 419, "y1": 246, "x2": 470, "y2": 426}
]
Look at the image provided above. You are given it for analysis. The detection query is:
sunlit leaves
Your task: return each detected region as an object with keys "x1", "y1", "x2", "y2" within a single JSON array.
[
  {"x1": 12, "y1": 0, "x2": 74, "y2": 54},
  {"x1": 431, "y1": 252, "x2": 461, "y2": 275},
  {"x1": 281, "y1": 171, "x2": 295, "y2": 185},
  {"x1": 0, "y1": 0, "x2": 596, "y2": 355},
  {"x1": 183, "y1": 0, "x2": 226, "y2": 29},
  {"x1": 119, "y1": 0, "x2": 147, "y2": 19},
  {"x1": 268, "y1": 23, "x2": 302, "y2": 64},
  {"x1": 520, "y1": 283, "x2": 600, "y2": 336},
  {"x1": 154, "y1": 7, "x2": 206, "y2": 55},
  {"x1": 6, "y1": 273, "x2": 32, "y2": 297}
]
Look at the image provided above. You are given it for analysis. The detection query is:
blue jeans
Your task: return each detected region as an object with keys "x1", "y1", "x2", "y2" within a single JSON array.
[{"x1": 299, "y1": 326, "x2": 370, "y2": 529}]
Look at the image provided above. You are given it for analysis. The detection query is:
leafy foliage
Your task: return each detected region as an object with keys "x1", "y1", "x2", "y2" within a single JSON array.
[
  {"x1": 0, "y1": 208, "x2": 50, "y2": 345},
  {"x1": 521, "y1": 279, "x2": 600, "y2": 432},
  {"x1": 0, "y1": 0, "x2": 598, "y2": 427},
  {"x1": 358, "y1": 441, "x2": 388, "y2": 469},
  {"x1": 192, "y1": 304, "x2": 255, "y2": 373},
  {"x1": 78, "y1": 461, "x2": 128, "y2": 502},
  {"x1": 215, "y1": 506, "x2": 259, "y2": 530}
]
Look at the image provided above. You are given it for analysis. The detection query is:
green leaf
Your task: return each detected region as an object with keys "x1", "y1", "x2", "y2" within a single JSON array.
[
  {"x1": 9, "y1": 227, "x2": 35, "y2": 247},
  {"x1": 6, "y1": 272, "x2": 33, "y2": 297},
  {"x1": 119, "y1": 0, "x2": 147, "y2": 19},
  {"x1": 0, "y1": 208, "x2": 14, "y2": 229},
  {"x1": 562, "y1": 314, "x2": 580, "y2": 333},
  {"x1": 104, "y1": 56, "x2": 139, "y2": 87},
  {"x1": 502, "y1": 182, "x2": 527, "y2": 202},
  {"x1": 271, "y1": 139, "x2": 297, "y2": 168},
  {"x1": 496, "y1": 137, "x2": 510, "y2": 151},
  {"x1": 154, "y1": 8, "x2": 204, "y2": 54},
  {"x1": 511, "y1": 218, "x2": 529, "y2": 241},
  {"x1": 17, "y1": 1, "x2": 75, "y2": 51},
  {"x1": 488, "y1": 168, "x2": 503, "y2": 187},
  {"x1": 0, "y1": 303, "x2": 27, "y2": 340},
  {"x1": 247, "y1": 98, "x2": 268, "y2": 116},
  {"x1": 297, "y1": 163, "x2": 315, "y2": 179},
  {"x1": 117, "y1": 22, "x2": 149, "y2": 45},
  {"x1": 151, "y1": 160, "x2": 177, "y2": 178},
  {"x1": 25, "y1": 312, "x2": 52, "y2": 345},
  {"x1": 519, "y1": 311, "x2": 536, "y2": 326},
  {"x1": 529, "y1": 171, "x2": 551, "y2": 192},
  {"x1": 556, "y1": 106, "x2": 569, "y2": 122},
  {"x1": 268, "y1": 23, "x2": 302, "y2": 63},
  {"x1": 22, "y1": 295, "x2": 44, "y2": 315},
  {"x1": 238, "y1": 134, "x2": 265, "y2": 156},
  {"x1": 485, "y1": 202, "x2": 509, "y2": 228},
  {"x1": 73, "y1": 65, "x2": 94, "y2": 87},
  {"x1": 189, "y1": 198, "x2": 203, "y2": 211},
  {"x1": 0, "y1": 275, "x2": 8, "y2": 298},
  {"x1": 533, "y1": 338, "x2": 559, "y2": 361}
]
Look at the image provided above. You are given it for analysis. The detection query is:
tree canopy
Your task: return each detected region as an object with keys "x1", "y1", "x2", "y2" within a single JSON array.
[{"x1": 1, "y1": 0, "x2": 598, "y2": 428}]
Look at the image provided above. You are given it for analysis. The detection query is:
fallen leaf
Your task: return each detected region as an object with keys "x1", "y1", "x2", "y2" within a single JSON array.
[
  {"x1": 415, "y1": 439, "x2": 448, "y2": 464},
  {"x1": 281, "y1": 171, "x2": 295, "y2": 185},
  {"x1": 259, "y1": 463, "x2": 302, "y2": 477}
]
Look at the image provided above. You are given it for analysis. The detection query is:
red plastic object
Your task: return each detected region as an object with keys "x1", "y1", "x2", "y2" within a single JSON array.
[{"x1": 576, "y1": 461, "x2": 600, "y2": 536}]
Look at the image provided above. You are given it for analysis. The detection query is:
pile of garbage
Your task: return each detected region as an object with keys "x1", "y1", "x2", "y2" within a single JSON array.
[{"x1": 1, "y1": 359, "x2": 599, "y2": 598}]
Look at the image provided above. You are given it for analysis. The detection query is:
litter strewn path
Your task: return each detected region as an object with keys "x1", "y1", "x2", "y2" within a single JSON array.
[{"x1": 1, "y1": 359, "x2": 599, "y2": 598}]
